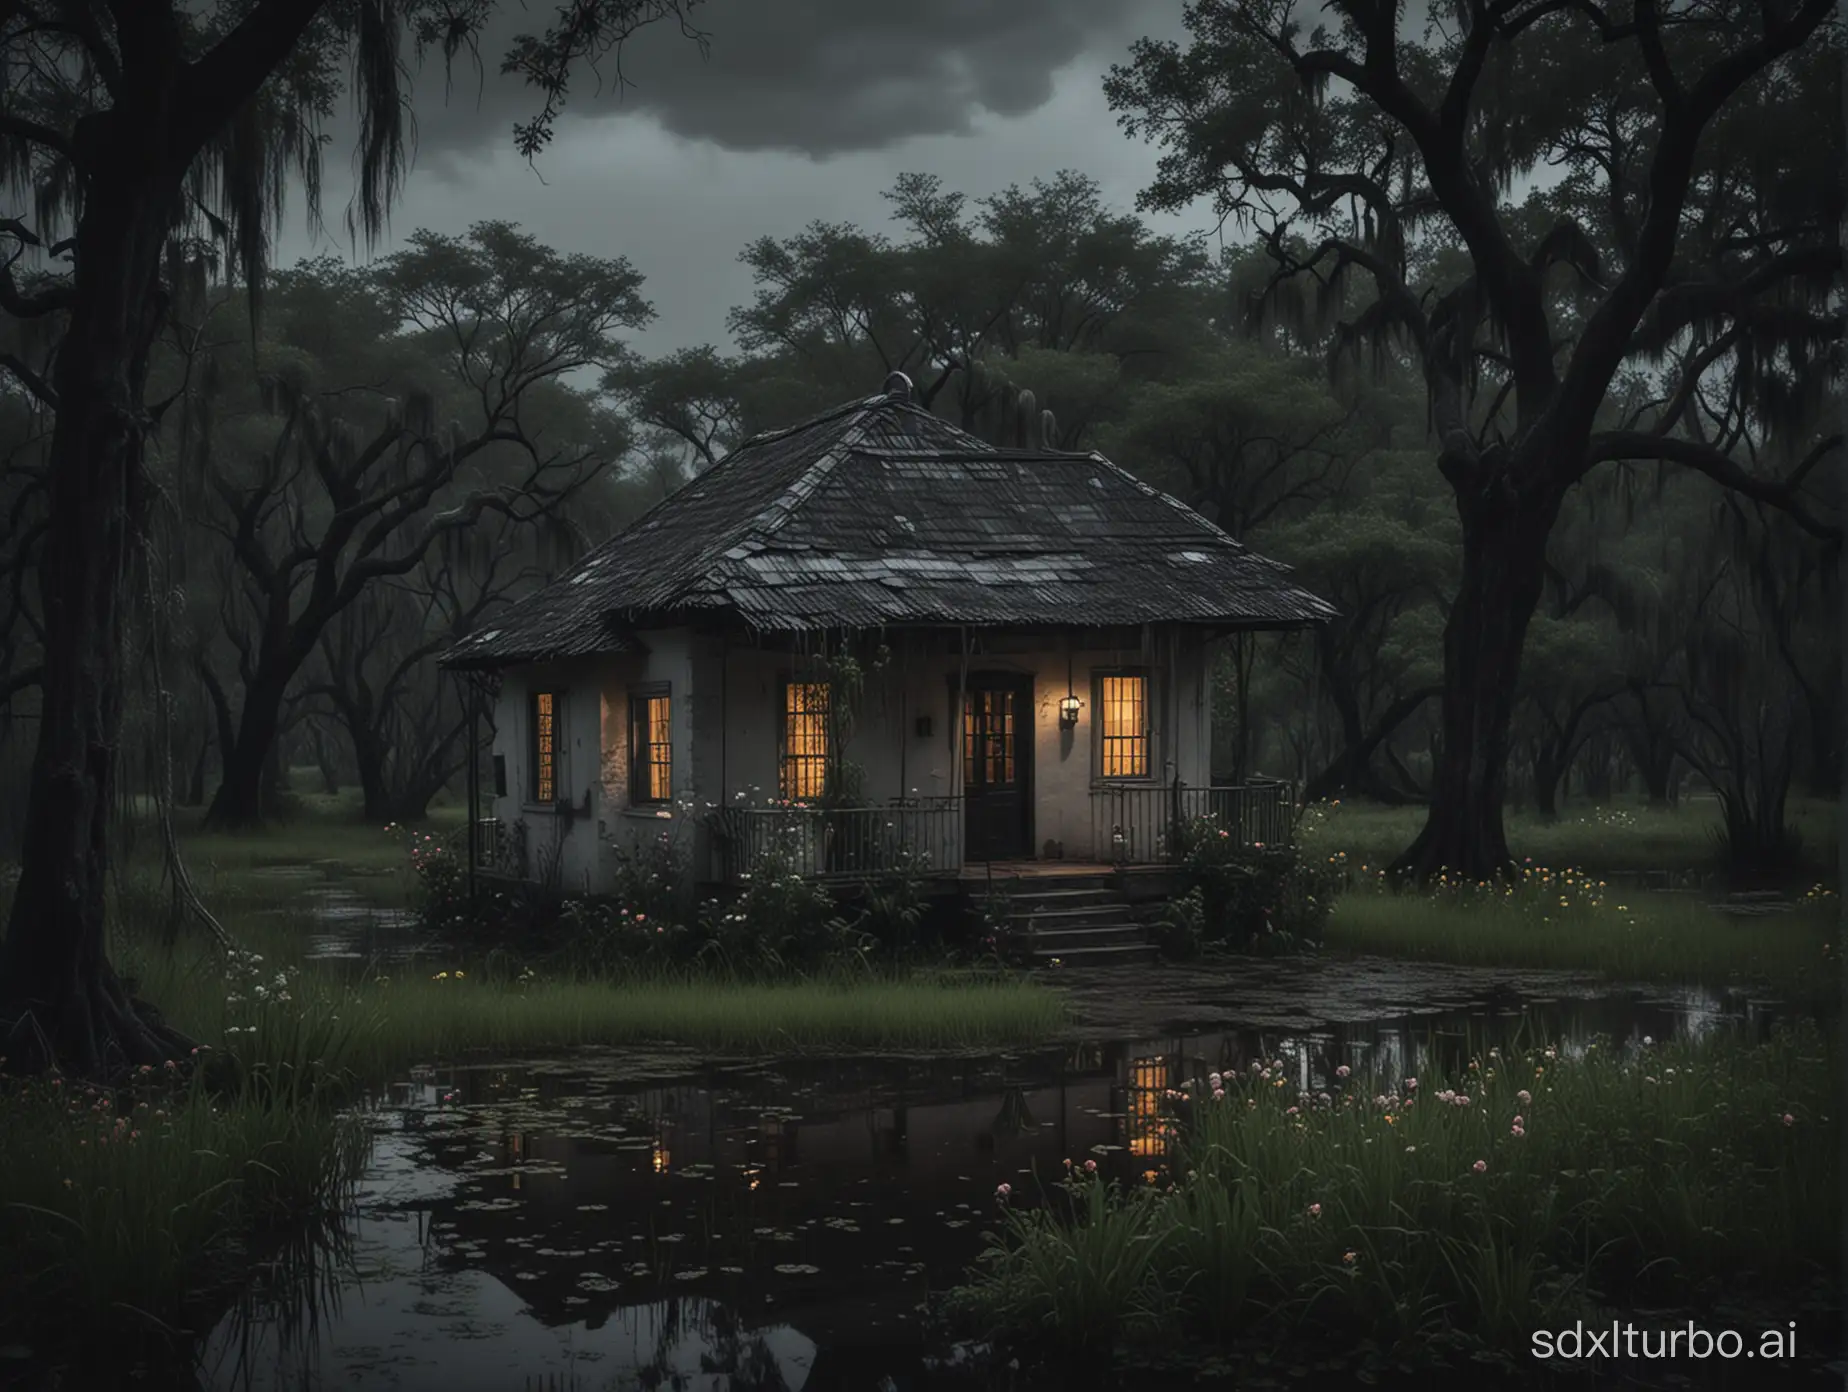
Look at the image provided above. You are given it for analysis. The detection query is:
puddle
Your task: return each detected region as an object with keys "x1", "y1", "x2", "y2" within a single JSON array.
[
  {"x1": 195, "y1": 980, "x2": 1814, "y2": 1390},
  {"x1": 263, "y1": 884, "x2": 435, "y2": 965}
]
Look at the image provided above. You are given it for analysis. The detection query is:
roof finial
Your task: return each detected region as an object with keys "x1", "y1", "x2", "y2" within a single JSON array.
[{"x1": 882, "y1": 371, "x2": 914, "y2": 402}]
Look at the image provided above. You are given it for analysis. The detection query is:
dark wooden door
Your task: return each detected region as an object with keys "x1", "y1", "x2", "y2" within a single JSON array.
[{"x1": 961, "y1": 675, "x2": 1032, "y2": 862}]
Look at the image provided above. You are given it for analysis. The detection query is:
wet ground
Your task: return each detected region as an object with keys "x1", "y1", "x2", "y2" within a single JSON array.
[{"x1": 195, "y1": 964, "x2": 1814, "y2": 1392}]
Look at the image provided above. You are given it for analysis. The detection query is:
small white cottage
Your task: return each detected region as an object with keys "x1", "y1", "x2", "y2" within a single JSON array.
[{"x1": 441, "y1": 374, "x2": 1334, "y2": 897}]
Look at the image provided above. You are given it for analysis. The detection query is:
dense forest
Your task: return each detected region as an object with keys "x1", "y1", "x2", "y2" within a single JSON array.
[
  {"x1": 2, "y1": 171, "x2": 1835, "y2": 872},
  {"x1": 0, "y1": 0, "x2": 1837, "y2": 1076}
]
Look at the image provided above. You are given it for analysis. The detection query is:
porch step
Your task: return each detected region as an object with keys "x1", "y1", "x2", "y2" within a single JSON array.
[
  {"x1": 971, "y1": 867, "x2": 1162, "y2": 965},
  {"x1": 979, "y1": 872, "x2": 1122, "y2": 894},
  {"x1": 1027, "y1": 923, "x2": 1150, "y2": 953},
  {"x1": 1008, "y1": 903, "x2": 1126, "y2": 930},
  {"x1": 1030, "y1": 941, "x2": 1161, "y2": 967},
  {"x1": 1003, "y1": 886, "x2": 1122, "y2": 910}
]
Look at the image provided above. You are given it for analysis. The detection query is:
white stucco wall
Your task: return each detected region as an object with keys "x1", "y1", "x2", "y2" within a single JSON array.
[
  {"x1": 489, "y1": 624, "x2": 1217, "y2": 892},
  {"x1": 486, "y1": 655, "x2": 611, "y2": 896},
  {"x1": 705, "y1": 627, "x2": 1213, "y2": 861}
]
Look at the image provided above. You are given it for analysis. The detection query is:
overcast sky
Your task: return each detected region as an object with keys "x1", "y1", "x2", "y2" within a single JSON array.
[{"x1": 275, "y1": 0, "x2": 1200, "y2": 361}]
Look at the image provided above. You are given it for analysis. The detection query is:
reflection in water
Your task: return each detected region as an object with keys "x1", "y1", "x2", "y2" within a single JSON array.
[
  {"x1": 199, "y1": 983, "x2": 1796, "y2": 1390},
  {"x1": 1126, "y1": 1056, "x2": 1172, "y2": 1161}
]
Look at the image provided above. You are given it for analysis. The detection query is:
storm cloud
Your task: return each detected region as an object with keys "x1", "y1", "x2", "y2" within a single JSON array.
[
  {"x1": 285, "y1": 0, "x2": 1193, "y2": 356},
  {"x1": 387, "y1": 0, "x2": 1152, "y2": 167}
]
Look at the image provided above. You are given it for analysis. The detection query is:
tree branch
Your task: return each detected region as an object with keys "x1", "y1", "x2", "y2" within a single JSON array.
[
  {"x1": 0, "y1": 350, "x2": 55, "y2": 407},
  {"x1": 1586, "y1": 430, "x2": 1841, "y2": 540},
  {"x1": 176, "y1": 0, "x2": 329, "y2": 158}
]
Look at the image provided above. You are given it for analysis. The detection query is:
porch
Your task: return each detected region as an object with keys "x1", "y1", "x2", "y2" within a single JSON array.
[{"x1": 699, "y1": 779, "x2": 1295, "y2": 884}]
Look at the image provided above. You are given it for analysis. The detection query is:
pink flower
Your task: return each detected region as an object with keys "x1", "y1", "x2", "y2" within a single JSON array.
[
  {"x1": 1454, "y1": 1095, "x2": 1471, "y2": 1107},
  {"x1": 1405, "y1": 1078, "x2": 1418, "y2": 1091},
  {"x1": 1307, "y1": 1203, "x2": 1322, "y2": 1217},
  {"x1": 996, "y1": 1183, "x2": 1011, "y2": 1199},
  {"x1": 1511, "y1": 1115, "x2": 1524, "y2": 1128},
  {"x1": 1211, "y1": 1087, "x2": 1226, "y2": 1101},
  {"x1": 1472, "y1": 1159, "x2": 1487, "y2": 1173},
  {"x1": 1335, "y1": 1065, "x2": 1351, "y2": 1079},
  {"x1": 1286, "y1": 1105, "x2": 1299, "y2": 1116},
  {"x1": 1783, "y1": 1113, "x2": 1795, "y2": 1126},
  {"x1": 1516, "y1": 1089, "x2": 1532, "y2": 1105},
  {"x1": 1084, "y1": 1159, "x2": 1097, "y2": 1174},
  {"x1": 1511, "y1": 1124, "x2": 1525, "y2": 1138}
]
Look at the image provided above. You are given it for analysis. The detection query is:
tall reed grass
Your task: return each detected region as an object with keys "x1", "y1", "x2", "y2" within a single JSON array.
[
  {"x1": 948, "y1": 1021, "x2": 1839, "y2": 1374},
  {"x1": 0, "y1": 1036, "x2": 370, "y2": 1362}
]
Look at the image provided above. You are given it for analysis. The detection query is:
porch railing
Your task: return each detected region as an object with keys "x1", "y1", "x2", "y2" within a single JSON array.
[
  {"x1": 706, "y1": 797, "x2": 963, "y2": 883},
  {"x1": 471, "y1": 816, "x2": 529, "y2": 879},
  {"x1": 1090, "y1": 780, "x2": 1296, "y2": 864}
]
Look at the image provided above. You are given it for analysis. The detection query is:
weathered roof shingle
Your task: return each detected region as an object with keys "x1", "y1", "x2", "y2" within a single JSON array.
[{"x1": 442, "y1": 385, "x2": 1335, "y2": 668}]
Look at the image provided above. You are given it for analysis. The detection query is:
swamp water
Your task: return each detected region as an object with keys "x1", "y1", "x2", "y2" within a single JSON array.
[{"x1": 192, "y1": 964, "x2": 1811, "y2": 1392}]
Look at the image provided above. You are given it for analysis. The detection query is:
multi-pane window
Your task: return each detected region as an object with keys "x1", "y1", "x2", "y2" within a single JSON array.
[
  {"x1": 780, "y1": 681, "x2": 830, "y2": 801},
  {"x1": 629, "y1": 692, "x2": 671, "y2": 803},
  {"x1": 962, "y1": 690, "x2": 1016, "y2": 786},
  {"x1": 1127, "y1": 1055, "x2": 1172, "y2": 1158},
  {"x1": 531, "y1": 691, "x2": 557, "y2": 802},
  {"x1": 1099, "y1": 673, "x2": 1149, "y2": 778}
]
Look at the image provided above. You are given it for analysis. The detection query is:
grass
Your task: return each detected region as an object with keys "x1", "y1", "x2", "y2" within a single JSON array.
[
  {"x1": 131, "y1": 932, "x2": 1071, "y2": 1068},
  {"x1": 1297, "y1": 795, "x2": 1840, "y2": 879},
  {"x1": 0, "y1": 1002, "x2": 371, "y2": 1365},
  {"x1": 1325, "y1": 881, "x2": 1840, "y2": 994},
  {"x1": 112, "y1": 871, "x2": 1071, "y2": 1064},
  {"x1": 118, "y1": 780, "x2": 460, "y2": 911},
  {"x1": 947, "y1": 1022, "x2": 1840, "y2": 1377},
  {"x1": 1292, "y1": 801, "x2": 1842, "y2": 992},
  {"x1": 0, "y1": 824, "x2": 1068, "y2": 1371}
]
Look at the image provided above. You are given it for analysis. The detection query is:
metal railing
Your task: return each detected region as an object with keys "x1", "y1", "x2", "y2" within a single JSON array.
[
  {"x1": 471, "y1": 816, "x2": 528, "y2": 879},
  {"x1": 707, "y1": 797, "x2": 963, "y2": 883},
  {"x1": 1090, "y1": 780, "x2": 1296, "y2": 863}
]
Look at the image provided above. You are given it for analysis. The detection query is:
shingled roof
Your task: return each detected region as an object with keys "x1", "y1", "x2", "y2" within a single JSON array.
[{"x1": 442, "y1": 377, "x2": 1335, "y2": 669}]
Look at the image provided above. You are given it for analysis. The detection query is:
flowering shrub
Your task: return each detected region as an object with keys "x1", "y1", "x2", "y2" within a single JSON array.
[
  {"x1": 690, "y1": 846, "x2": 860, "y2": 971},
  {"x1": 606, "y1": 804, "x2": 696, "y2": 925},
  {"x1": 1149, "y1": 885, "x2": 1205, "y2": 961},
  {"x1": 387, "y1": 822, "x2": 470, "y2": 931},
  {"x1": 555, "y1": 899, "x2": 668, "y2": 975},
  {"x1": 949, "y1": 1156, "x2": 1173, "y2": 1349},
  {"x1": 851, "y1": 846, "x2": 932, "y2": 955},
  {"x1": 1168, "y1": 815, "x2": 1340, "y2": 948}
]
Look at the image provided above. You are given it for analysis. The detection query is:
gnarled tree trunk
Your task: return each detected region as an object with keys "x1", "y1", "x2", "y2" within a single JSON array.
[
  {"x1": 205, "y1": 662, "x2": 294, "y2": 827},
  {"x1": 1390, "y1": 485, "x2": 1557, "y2": 883},
  {"x1": 0, "y1": 110, "x2": 193, "y2": 1075}
]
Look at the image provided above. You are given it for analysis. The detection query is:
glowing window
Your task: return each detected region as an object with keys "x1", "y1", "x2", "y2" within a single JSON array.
[
  {"x1": 629, "y1": 692, "x2": 672, "y2": 803},
  {"x1": 1099, "y1": 674, "x2": 1149, "y2": 778},
  {"x1": 962, "y1": 689, "x2": 1016, "y2": 787},
  {"x1": 780, "y1": 682, "x2": 830, "y2": 801},
  {"x1": 531, "y1": 691, "x2": 557, "y2": 802}
]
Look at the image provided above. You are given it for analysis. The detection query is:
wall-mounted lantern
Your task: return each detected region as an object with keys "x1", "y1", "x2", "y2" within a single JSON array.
[{"x1": 1060, "y1": 648, "x2": 1082, "y2": 729}]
